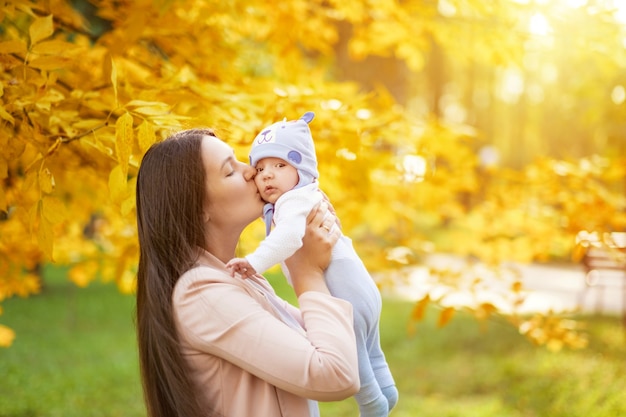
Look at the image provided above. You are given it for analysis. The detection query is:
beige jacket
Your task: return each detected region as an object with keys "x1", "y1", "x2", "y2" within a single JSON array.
[{"x1": 172, "y1": 249, "x2": 360, "y2": 417}]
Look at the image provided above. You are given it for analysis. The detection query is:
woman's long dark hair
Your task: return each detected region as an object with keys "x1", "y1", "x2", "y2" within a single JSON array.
[{"x1": 135, "y1": 129, "x2": 217, "y2": 417}]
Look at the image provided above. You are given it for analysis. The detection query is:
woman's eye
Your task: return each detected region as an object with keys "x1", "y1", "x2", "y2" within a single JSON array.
[{"x1": 226, "y1": 171, "x2": 235, "y2": 177}]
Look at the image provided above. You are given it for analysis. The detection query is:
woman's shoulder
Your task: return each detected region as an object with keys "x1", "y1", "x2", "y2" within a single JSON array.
[
  {"x1": 175, "y1": 263, "x2": 275, "y2": 299},
  {"x1": 173, "y1": 248, "x2": 278, "y2": 310},
  {"x1": 174, "y1": 264, "x2": 235, "y2": 297},
  {"x1": 172, "y1": 265, "x2": 265, "y2": 322},
  {"x1": 180, "y1": 263, "x2": 229, "y2": 281}
]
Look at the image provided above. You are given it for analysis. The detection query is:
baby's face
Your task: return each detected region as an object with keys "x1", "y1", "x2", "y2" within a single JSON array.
[{"x1": 254, "y1": 157, "x2": 299, "y2": 204}]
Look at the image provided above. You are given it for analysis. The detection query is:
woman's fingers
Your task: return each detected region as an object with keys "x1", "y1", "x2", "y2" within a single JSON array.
[{"x1": 308, "y1": 201, "x2": 337, "y2": 233}]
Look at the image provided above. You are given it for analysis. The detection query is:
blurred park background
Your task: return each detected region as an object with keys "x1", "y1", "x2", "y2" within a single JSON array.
[{"x1": 1, "y1": 0, "x2": 625, "y2": 415}]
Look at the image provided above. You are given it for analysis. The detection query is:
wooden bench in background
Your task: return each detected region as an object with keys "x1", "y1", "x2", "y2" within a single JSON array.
[{"x1": 575, "y1": 231, "x2": 626, "y2": 327}]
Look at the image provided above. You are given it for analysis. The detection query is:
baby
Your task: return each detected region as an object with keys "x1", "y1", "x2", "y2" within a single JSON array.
[{"x1": 227, "y1": 112, "x2": 398, "y2": 417}]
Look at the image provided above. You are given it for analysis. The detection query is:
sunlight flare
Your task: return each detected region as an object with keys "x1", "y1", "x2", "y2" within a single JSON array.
[{"x1": 529, "y1": 13, "x2": 552, "y2": 36}]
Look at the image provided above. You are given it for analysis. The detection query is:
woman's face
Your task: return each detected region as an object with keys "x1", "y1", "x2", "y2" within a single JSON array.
[{"x1": 201, "y1": 135, "x2": 264, "y2": 232}]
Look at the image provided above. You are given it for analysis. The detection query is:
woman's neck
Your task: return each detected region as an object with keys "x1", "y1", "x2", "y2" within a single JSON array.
[{"x1": 203, "y1": 227, "x2": 240, "y2": 264}]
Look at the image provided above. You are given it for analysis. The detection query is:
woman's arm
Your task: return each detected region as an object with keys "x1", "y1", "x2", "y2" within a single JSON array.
[{"x1": 173, "y1": 267, "x2": 359, "y2": 401}]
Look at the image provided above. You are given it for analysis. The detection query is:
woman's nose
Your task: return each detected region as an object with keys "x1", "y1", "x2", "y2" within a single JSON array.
[{"x1": 244, "y1": 165, "x2": 256, "y2": 181}]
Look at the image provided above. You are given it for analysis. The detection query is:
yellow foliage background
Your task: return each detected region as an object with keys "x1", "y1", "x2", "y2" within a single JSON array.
[{"x1": 1, "y1": 0, "x2": 625, "y2": 349}]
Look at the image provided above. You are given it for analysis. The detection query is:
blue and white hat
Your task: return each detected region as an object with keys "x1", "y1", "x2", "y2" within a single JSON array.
[{"x1": 249, "y1": 111, "x2": 319, "y2": 188}]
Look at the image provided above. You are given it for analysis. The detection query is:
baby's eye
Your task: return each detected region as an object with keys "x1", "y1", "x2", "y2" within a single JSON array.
[{"x1": 256, "y1": 167, "x2": 263, "y2": 172}]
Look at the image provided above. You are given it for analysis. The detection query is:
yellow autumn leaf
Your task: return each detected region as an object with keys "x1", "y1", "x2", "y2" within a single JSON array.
[
  {"x1": 121, "y1": 194, "x2": 136, "y2": 217},
  {"x1": 28, "y1": 56, "x2": 70, "y2": 71},
  {"x1": 437, "y1": 307, "x2": 455, "y2": 328},
  {"x1": 29, "y1": 15, "x2": 54, "y2": 46},
  {"x1": 0, "y1": 39, "x2": 27, "y2": 55},
  {"x1": 475, "y1": 302, "x2": 497, "y2": 320},
  {"x1": 109, "y1": 165, "x2": 127, "y2": 205},
  {"x1": 147, "y1": 113, "x2": 187, "y2": 130},
  {"x1": 110, "y1": 56, "x2": 118, "y2": 105},
  {"x1": 39, "y1": 167, "x2": 55, "y2": 194},
  {"x1": 117, "y1": 269, "x2": 136, "y2": 295},
  {"x1": 37, "y1": 202, "x2": 54, "y2": 260},
  {"x1": 68, "y1": 261, "x2": 99, "y2": 288},
  {"x1": 5, "y1": 131, "x2": 26, "y2": 159},
  {"x1": 115, "y1": 112, "x2": 134, "y2": 176},
  {"x1": 30, "y1": 40, "x2": 78, "y2": 55},
  {"x1": 410, "y1": 294, "x2": 430, "y2": 322},
  {"x1": 70, "y1": 117, "x2": 99, "y2": 128},
  {"x1": 137, "y1": 120, "x2": 156, "y2": 153},
  {"x1": 571, "y1": 243, "x2": 587, "y2": 262},
  {"x1": 126, "y1": 100, "x2": 169, "y2": 108},
  {"x1": 0, "y1": 106, "x2": 15, "y2": 125},
  {"x1": 0, "y1": 324, "x2": 16, "y2": 348},
  {"x1": 21, "y1": 273, "x2": 42, "y2": 296},
  {"x1": 41, "y1": 196, "x2": 66, "y2": 224},
  {"x1": 132, "y1": 106, "x2": 171, "y2": 117},
  {"x1": 45, "y1": 138, "x2": 61, "y2": 157}
]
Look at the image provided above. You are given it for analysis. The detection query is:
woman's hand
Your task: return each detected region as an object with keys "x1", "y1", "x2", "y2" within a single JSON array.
[
  {"x1": 319, "y1": 189, "x2": 342, "y2": 232},
  {"x1": 286, "y1": 201, "x2": 340, "y2": 296}
]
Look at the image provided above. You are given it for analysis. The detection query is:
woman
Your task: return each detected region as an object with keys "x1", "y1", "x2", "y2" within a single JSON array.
[{"x1": 135, "y1": 128, "x2": 360, "y2": 417}]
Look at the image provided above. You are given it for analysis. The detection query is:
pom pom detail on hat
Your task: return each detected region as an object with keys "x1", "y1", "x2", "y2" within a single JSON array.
[{"x1": 287, "y1": 150, "x2": 302, "y2": 164}]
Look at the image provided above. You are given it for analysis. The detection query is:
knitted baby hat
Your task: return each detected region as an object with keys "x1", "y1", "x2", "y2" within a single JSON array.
[{"x1": 249, "y1": 111, "x2": 319, "y2": 188}]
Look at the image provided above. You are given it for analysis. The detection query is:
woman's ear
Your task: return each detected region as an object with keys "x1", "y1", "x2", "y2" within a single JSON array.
[{"x1": 203, "y1": 210, "x2": 211, "y2": 223}]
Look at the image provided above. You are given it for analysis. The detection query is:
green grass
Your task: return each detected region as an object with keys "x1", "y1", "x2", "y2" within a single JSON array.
[
  {"x1": 1, "y1": 266, "x2": 625, "y2": 417},
  {"x1": 0, "y1": 268, "x2": 144, "y2": 417}
]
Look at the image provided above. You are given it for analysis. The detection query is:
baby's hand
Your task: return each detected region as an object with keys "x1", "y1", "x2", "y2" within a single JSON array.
[{"x1": 226, "y1": 258, "x2": 257, "y2": 278}]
